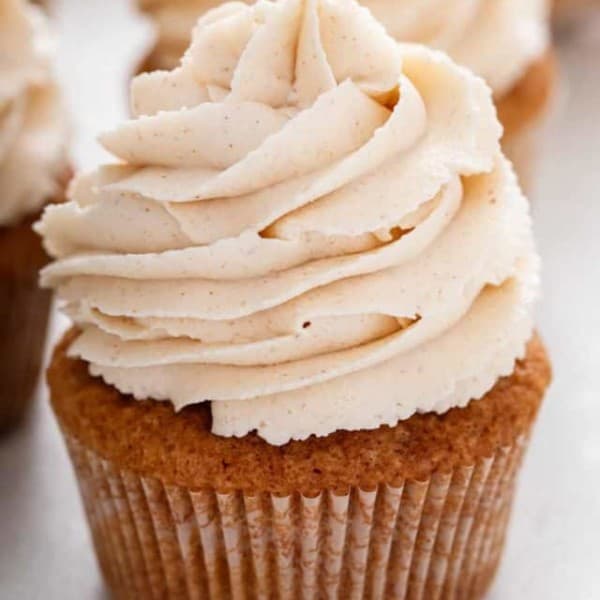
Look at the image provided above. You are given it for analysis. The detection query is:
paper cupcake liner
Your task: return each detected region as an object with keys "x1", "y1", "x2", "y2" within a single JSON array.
[
  {"x1": 63, "y1": 433, "x2": 528, "y2": 599},
  {"x1": 0, "y1": 277, "x2": 51, "y2": 432}
]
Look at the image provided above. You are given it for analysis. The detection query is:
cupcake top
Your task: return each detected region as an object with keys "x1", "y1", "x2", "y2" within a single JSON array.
[
  {"x1": 0, "y1": 0, "x2": 68, "y2": 226},
  {"x1": 139, "y1": 0, "x2": 550, "y2": 96},
  {"x1": 38, "y1": 0, "x2": 539, "y2": 446},
  {"x1": 362, "y1": 0, "x2": 550, "y2": 96}
]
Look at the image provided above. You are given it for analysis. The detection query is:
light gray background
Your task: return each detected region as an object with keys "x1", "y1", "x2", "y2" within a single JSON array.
[{"x1": 1, "y1": 1, "x2": 599, "y2": 598}]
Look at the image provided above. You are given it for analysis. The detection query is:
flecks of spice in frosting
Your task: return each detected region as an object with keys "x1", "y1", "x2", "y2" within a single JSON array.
[
  {"x1": 139, "y1": 0, "x2": 549, "y2": 96},
  {"x1": 38, "y1": 0, "x2": 539, "y2": 445}
]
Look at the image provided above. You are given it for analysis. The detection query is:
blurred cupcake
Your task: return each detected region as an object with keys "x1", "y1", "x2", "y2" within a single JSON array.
[
  {"x1": 38, "y1": 0, "x2": 551, "y2": 597},
  {"x1": 0, "y1": 0, "x2": 69, "y2": 432},
  {"x1": 553, "y1": 0, "x2": 600, "y2": 28},
  {"x1": 138, "y1": 0, "x2": 555, "y2": 192}
]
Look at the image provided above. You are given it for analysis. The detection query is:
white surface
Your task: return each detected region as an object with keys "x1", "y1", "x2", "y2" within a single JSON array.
[{"x1": 1, "y1": 1, "x2": 599, "y2": 598}]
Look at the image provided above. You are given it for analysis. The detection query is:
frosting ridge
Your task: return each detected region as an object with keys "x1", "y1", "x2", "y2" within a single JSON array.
[
  {"x1": 38, "y1": 0, "x2": 539, "y2": 445},
  {"x1": 139, "y1": 0, "x2": 549, "y2": 95}
]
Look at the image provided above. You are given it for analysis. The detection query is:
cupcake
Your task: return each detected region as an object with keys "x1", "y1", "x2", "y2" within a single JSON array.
[
  {"x1": 0, "y1": 0, "x2": 69, "y2": 432},
  {"x1": 38, "y1": 0, "x2": 551, "y2": 597},
  {"x1": 553, "y1": 0, "x2": 600, "y2": 27},
  {"x1": 137, "y1": 0, "x2": 555, "y2": 192}
]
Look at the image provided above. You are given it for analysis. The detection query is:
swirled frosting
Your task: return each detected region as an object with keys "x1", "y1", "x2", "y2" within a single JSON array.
[
  {"x1": 38, "y1": 0, "x2": 539, "y2": 445},
  {"x1": 0, "y1": 0, "x2": 68, "y2": 226},
  {"x1": 139, "y1": 0, "x2": 232, "y2": 70},
  {"x1": 139, "y1": 0, "x2": 549, "y2": 95},
  {"x1": 362, "y1": 0, "x2": 550, "y2": 96}
]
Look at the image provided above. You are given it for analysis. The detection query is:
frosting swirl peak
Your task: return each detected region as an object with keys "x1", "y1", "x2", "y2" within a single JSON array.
[
  {"x1": 38, "y1": 0, "x2": 538, "y2": 445},
  {"x1": 139, "y1": 0, "x2": 549, "y2": 96}
]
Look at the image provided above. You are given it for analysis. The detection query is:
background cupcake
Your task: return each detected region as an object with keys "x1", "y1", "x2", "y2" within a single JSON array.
[
  {"x1": 0, "y1": 0, "x2": 69, "y2": 432},
  {"x1": 553, "y1": 0, "x2": 600, "y2": 27},
  {"x1": 38, "y1": 0, "x2": 550, "y2": 597},
  {"x1": 136, "y1": 0, "x2": 555, "y2": 192}
]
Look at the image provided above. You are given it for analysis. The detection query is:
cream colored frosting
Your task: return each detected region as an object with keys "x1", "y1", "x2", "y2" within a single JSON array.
[
  {"x1": 38, "y1": 0, "x2": 539, "y2": 445},
  {"x1": 140, "y1": 0, "x2": 549, "y2": 95},
  {"x1": 362, "y1": 0, "x2": 550, "y2": 96},
  {"x1": 0, "y1": 0, "x2": 68, "y2": 226},
  {"x1": 140, "y1": 0, "x2": 229, "y2": 70}
]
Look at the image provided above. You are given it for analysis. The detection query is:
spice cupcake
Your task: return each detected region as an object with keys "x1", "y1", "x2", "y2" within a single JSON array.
[
  {"x1": 0, "y1": 0, "x2": 69, "y2": 432},
  {"x1": 553, "y1": 0, "x2": 600, "y2": 27},
  {"x1": 38, "y1": 0, "x2": 551, "y2": 597},
  {"x1": 137, "y1": 0, "x2": 555, "y2": 192}
]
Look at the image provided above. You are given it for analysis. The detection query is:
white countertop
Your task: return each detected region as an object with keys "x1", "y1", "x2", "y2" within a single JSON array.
[{"x1": 1, "y1": 1, "x2": 599, "y2": 598}]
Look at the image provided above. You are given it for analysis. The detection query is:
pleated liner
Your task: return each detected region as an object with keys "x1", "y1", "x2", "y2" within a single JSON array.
[
  {"x1": 65, "y1": 433, "x2": 528, "y2": 600},
  {"x1": 0, "y1": 281, "x2": 51, "y2": 431}
]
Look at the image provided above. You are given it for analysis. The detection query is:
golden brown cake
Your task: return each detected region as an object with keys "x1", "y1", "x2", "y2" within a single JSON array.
[
  {"x1": 49, "y1": 331, "x2": 550, "y2": 599},
  {"x1": 39, "y1": 0, "x2": 551, "y2": 597},
  {"x1": 51, "y1": 330, "x2": 550, "y2": 494}
]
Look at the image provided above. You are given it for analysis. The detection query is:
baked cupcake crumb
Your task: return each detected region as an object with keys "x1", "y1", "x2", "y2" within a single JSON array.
[{"x1": 50, "y1": 330, "x2": 550, "y2": 495}]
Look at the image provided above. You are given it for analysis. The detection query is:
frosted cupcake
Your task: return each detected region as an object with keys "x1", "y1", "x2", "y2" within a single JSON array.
[
  {"x1": 0, "y1": 0, "x2": 69, "y2": 432},
  {"x1": 137, "y1": 0, "x2": 555, "y2": 191},
  {"x1": 38, "y1": 0, "x2": 551, "y2": 597},
  {"x1": 553, "y1": 0, "x2": 600, "y2": 27}
]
